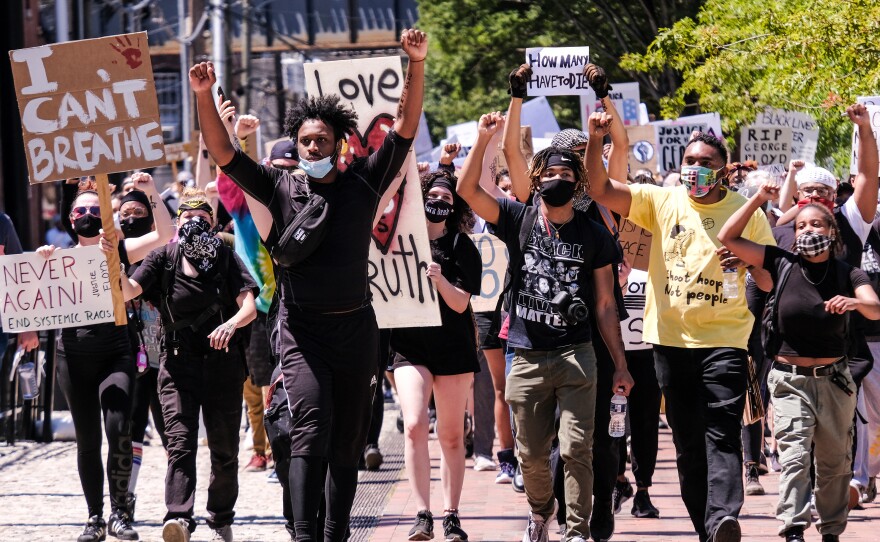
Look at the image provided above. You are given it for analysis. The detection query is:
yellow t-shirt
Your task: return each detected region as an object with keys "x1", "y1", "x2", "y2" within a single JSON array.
[{"x1": 627, "y1": 184, "x2": 775, "y2": 349}]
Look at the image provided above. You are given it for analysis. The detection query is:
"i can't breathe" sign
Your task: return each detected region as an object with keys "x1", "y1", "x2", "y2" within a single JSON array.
[{"x1": 9, "y1": 32, "x2": 166, "y2": 184}]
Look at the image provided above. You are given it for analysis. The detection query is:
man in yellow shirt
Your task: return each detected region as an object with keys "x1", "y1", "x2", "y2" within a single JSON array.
[{"x1": 586, "y1": 112, "x2": 774, "y2": 542}]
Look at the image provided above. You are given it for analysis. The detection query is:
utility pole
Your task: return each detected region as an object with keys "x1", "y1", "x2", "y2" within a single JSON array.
[
  {"x1": 210, "y1": 0, "x2": 226, "y2": 94},
  {"x1": 240, "y1": 0, "x2": 252, "y2": 115},
  {"x1": 56, "y1": 0, "x2": 70, "y2": 42},
  {"x1": 179, "y1": 0, "x2": 192, "y2": 165}
]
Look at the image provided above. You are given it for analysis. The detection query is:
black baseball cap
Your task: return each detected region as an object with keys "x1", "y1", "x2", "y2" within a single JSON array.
[{"x1": 270, "y1": 140, "x2": 297, "y2": 162}]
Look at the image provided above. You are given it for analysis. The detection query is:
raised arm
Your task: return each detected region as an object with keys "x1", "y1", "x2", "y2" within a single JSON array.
[
  {"x1": 717, "y1": 183, "x2": 778, "y2": 269},
  {"x1": 190, "y1": 62, "x2": 236, "y2": 168},
  {"x1": 503, "y1": 64, "x2": 533, "y2": 203},
  {"x1": 481, "y1": 132, "x2": 509, "y2": 200},
  {"x1": 848, "y1": 103, "x2": 880, "y2": 223},
  {"x1": 457, "y1": 112, "x2": 505, "y2": 225},
  {"x1": 584, "y1": 64, "x2": 629, "y2": 182},
  {"x1": 124, "y1": 172, "x2": 175, "y2": 263},
  {"x1": 393, "y1": 29, "x2": 427, "y2": 139},
  {"x1": 777, "y1": 159, "x2": 804, "y2": 213},
  {"x1": 585, "y1": 112, "x2": 632, "y2": 217}
]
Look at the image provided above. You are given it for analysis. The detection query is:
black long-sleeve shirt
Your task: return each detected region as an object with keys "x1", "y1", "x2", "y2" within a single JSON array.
[{"x1": 220, "y1": 130, "x2": 413, "y2": 310}]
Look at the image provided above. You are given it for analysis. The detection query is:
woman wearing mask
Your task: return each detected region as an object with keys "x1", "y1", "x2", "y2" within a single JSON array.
[
  {"x1": 113, "y1": 188, "x2": 257, "y2": 542},
  {"x1": 718, "y1": 183, "x2": 880, "y2": 542},
  {"x1": 391, "y1": 170, "x2": 482, "y2": 541},
  {"x1": 39, "y1": 172, "x2": 173, "y2": 542},
  {"x1": 117, "y1": 184, "x2": 173, "y2": 519}
]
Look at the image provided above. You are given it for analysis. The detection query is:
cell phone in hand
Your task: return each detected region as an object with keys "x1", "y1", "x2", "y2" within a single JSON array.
[{"x1": 217, "y1": 86, "x2": 226, "y2": 102}]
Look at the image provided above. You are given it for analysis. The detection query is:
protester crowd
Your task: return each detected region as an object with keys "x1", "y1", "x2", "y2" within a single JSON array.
[{"x1": 4, "y1": 27, "x2": 880, "y2": 542}]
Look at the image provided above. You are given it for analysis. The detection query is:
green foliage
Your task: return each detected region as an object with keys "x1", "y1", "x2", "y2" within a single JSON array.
[
  {"x1": 622, "y1": 0, "x2": 880, "y2": 170},
  {"x1": 417, "y1": 0, "x2": 704, "y2": 141}
]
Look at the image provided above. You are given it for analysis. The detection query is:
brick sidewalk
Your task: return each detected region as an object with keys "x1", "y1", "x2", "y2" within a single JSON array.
[{"x1": 371, "y1": 421, "x2": 880, "y2": 541}]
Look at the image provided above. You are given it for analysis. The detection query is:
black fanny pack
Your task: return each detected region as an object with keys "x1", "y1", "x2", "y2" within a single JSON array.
[{"x1": 265, "y1": 178, "x2": 329, "y2": 268}]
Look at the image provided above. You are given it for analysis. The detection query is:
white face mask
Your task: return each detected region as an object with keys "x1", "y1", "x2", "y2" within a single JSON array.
[{"x1": 298, "y1": 152, "x2": 337, "y2": 179}]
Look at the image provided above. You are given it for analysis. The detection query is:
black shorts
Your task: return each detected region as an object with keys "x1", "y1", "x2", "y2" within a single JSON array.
[
  {"x1": 276, "y1": 303, "x2": 379, "y2": 466},
  {"x1": 475, "y1": 310, "x2": 502, "y2": 351}
]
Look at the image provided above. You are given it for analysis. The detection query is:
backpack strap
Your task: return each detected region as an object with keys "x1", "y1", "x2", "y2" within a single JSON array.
[{"x1": 494, "y1": 205, "x2": 540, "y2": 313}]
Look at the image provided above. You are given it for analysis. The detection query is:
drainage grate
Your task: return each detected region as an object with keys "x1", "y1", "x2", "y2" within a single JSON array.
[{"x1": 349, "y1": 404, "x2": 404, "y2": 542}]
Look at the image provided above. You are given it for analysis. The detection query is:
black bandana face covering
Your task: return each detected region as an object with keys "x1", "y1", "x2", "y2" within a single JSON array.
[
  {"x1": 425, "y1": 198, "x2": 453, "y2": 223},
  {"x1": 178, "y1": 217, "x2": 222, "y2": 274}
]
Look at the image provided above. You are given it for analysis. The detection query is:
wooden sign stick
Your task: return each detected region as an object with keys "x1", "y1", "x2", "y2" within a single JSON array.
[{"x1": 95, "y1": 174, "x2": 128, "y2": 326}]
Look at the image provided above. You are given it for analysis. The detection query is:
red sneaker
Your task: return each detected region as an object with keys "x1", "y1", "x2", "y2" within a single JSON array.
[{"x1": 244, "y1": 453, "x2": 268, "y2": 472}]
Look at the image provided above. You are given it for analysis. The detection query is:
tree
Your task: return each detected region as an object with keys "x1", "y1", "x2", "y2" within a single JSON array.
[
  {"x1": 417, "y1": 0, "x2": 704, "y2": 140},
  {"x1": 621, "y1": 0, "x2": 880, "y2": 168}
]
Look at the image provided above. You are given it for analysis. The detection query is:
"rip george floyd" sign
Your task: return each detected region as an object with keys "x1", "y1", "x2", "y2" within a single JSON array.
[{"x1": 9, "y1": 32, "x2": 165, "y2": 183}]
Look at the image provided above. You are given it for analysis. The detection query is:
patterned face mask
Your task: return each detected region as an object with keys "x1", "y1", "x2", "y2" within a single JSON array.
[
  {"x1": 680, "y1": 165, "x2": 723, "y2": 198},
  {"x1": 178, "y1": 217, "x2": 221, "y2": 274},
  {"x1": 795, "y1": 230, "x2": 834, "y2": 257}
]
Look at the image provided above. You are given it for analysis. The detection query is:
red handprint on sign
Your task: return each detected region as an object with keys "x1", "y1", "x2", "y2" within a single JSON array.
[{"x1": 110, "y1": 35, "x2": 143, "y2": 69}]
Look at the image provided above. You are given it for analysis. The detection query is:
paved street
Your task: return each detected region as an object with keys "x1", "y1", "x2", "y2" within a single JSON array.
[{"x1": 2, "y1": 406, "x2": 880, "y2": 541}]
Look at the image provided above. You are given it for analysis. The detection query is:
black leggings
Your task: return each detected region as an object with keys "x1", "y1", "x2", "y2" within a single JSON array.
[
  {"x1": 131, "y1": 366, "x2": 167, "y2": 447},
  {"x1": 57, "y1": 347, "x2": 135, "y2": 517}
]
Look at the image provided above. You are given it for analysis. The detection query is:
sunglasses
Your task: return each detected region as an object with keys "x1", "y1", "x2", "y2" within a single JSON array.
[
  {"x1": 71, "y1": 206, "x2": 101, "y2": 219},
  {"x1": 120, "y1": 207, "x2": 149, "y2": 219}
]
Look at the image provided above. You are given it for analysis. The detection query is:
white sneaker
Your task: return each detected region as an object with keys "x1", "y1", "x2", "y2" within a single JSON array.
[
  {"x1": 473, "y1": 455, "x2": 497, "y2": 471},
  {"x1": 522, "y1": 512, "x2": 549, "y2": 542},
  {"x1": 162, "y1": 519, "x2": 191, "y2": 542}
]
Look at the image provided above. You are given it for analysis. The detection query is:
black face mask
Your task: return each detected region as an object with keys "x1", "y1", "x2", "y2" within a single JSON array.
[
  {"x1": 540, "y1": 178, "x2": 577, "y2": 207},
  {"x1": 120, "y1": 216, "x2": 153, "y2": 239},
  {"x1": 73, "y1": 215, "x2": 102, "y2": 238},
  {"x1": 425, "y1": 199, "x2": 453, "y2": 224}
]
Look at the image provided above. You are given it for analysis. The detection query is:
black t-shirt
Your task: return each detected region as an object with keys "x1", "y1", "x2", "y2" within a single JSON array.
[
  {"x1": 390, "y1": 230, "x2": 483, "y2": 374},
  {"x1": 493, "y1": 198, "x2": 619, "y2": 350},
  {"x1": 220, "y1": 130, "x2": 413, "y2": 310},
  {"x1": 764, "y1": 245, "x2": 869, "y2": 358},
  {"x1": 131, "y1": 244, "x2": 259, "y2": 355},
  {"x1": 59, "y1": 244, "x2": 131, "y2": 354}
]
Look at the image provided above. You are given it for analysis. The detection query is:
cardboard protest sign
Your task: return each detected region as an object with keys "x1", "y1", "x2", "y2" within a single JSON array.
[
  {"x1": 469, "y1": 233, "x2": 509, "y2": 313},
  {"x1": 0, "y1": 246, "x2": 114, "y2": 332},
  {"x1": 525, "y1": 47, "x2": 590, "y2": 96},
  {"x1": 618, "y1": 218, "x2": 652, "y2": 271},
  {"x1": 740, "y1": 126, "x2": 792, "y2": 167},
  {"x1": 304, "y1": 56, "x2": 441, "y2": 328},
  {"x1": 653, "y1": 121, "x2": 707, "y2": 173},
  {"x1": 9, "y1": 32, "x2": 165, "y2": 184},
  {"x1": 164, "y1": 142, "x2": 192, "y2": 163},
  {"x1": 626, "y1": 125, "x2": 657, "y2": 174},
  {"x1": 490, "y1": 126, "x2": 534, "y2": 176},
  {"x1": 851, "y1": 105, "x2": 880, "y2": 175},
  {"x1": 755, "y1": 108, "x2": 818, "y2": 163},
  {"x1": 579, "y1": 82, "x2": 641, "y2": 128},
  {"x1": 621, "y1": 268, "x2": 650, "y2": 350}
]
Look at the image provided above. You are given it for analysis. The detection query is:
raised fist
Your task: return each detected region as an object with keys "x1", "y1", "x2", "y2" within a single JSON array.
[
  {"x1": 508, "y1": 64, "x2": 532, "y2": 99},
  {"x1": 189, "y1": 62, "x2": 216, "y2": 94},
  {"x1": 583, "y1": 63, "x2": 612, "y2": 99}
]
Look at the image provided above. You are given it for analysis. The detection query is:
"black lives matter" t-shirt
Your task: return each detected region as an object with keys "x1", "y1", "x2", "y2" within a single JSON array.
[{"x1": 493, "y1": 198, "x2": 619, "y2": 350}]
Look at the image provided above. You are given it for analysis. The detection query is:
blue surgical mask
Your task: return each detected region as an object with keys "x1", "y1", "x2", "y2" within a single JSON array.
[
  {"x1": 298, "y1": 151, "x2": 337, "y2": 179},
  {"x1": 680, "y1": 165, "x2": 723, "y2": 198}
]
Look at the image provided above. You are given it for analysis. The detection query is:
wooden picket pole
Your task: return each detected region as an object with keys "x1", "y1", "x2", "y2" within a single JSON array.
[{"x1": 95, "y1": 174, "x2": 128, "y2": 326}]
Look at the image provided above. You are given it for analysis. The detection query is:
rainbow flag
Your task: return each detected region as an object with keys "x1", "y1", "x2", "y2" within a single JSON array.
[{"x1": 217, "y1": 171, "x2": 276, "y2": 313}]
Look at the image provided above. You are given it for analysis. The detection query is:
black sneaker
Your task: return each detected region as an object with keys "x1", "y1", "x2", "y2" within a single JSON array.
[
  {"x1": 612, "y1": 477, "x2": 634, "y2": 514},
  {"x1": 712, "y1": 516, "x2": 741, "y2": 542},
  {"x1": 821, "y1": 535, "x2": 839, "y2": 542},
  {"x1": 408, "y1": 510, "x2": 434, "y2": 541},
  {"x1": 784, "y1": 527, "x2": 805, "y2": 542},
  {"x1": 108, "y1": 511, "x2": 139, "y2": 540},
  {"x1": 124, "y1": 493, "x2": 137, "y2": 523},
  {"x1": 443, "y1": 512, "x2": 468, "y2": 542},
  {"x1": 589, "y1": 502, "x2": 614, "y2": 542},
  {"x1": 631, "y1": 489, "x2": 660, "y2": 518},
  {"x1": 78, "y1": 516, "x2": 107, "y2": 542},
  {"x1": 512, "y1": 463, "x2": 525, "y2": 493}
]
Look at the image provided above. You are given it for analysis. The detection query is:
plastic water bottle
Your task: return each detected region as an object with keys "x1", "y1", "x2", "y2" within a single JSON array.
[
  {"x1": 722, "y1": 267, "x2": 739, "y2": 299},
  {"x1": 609, "y1": 392, "x2": 627, "y2": 438},
  {"x1": 18, "y1": 360, "x2": 39, "y2": 400}
]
